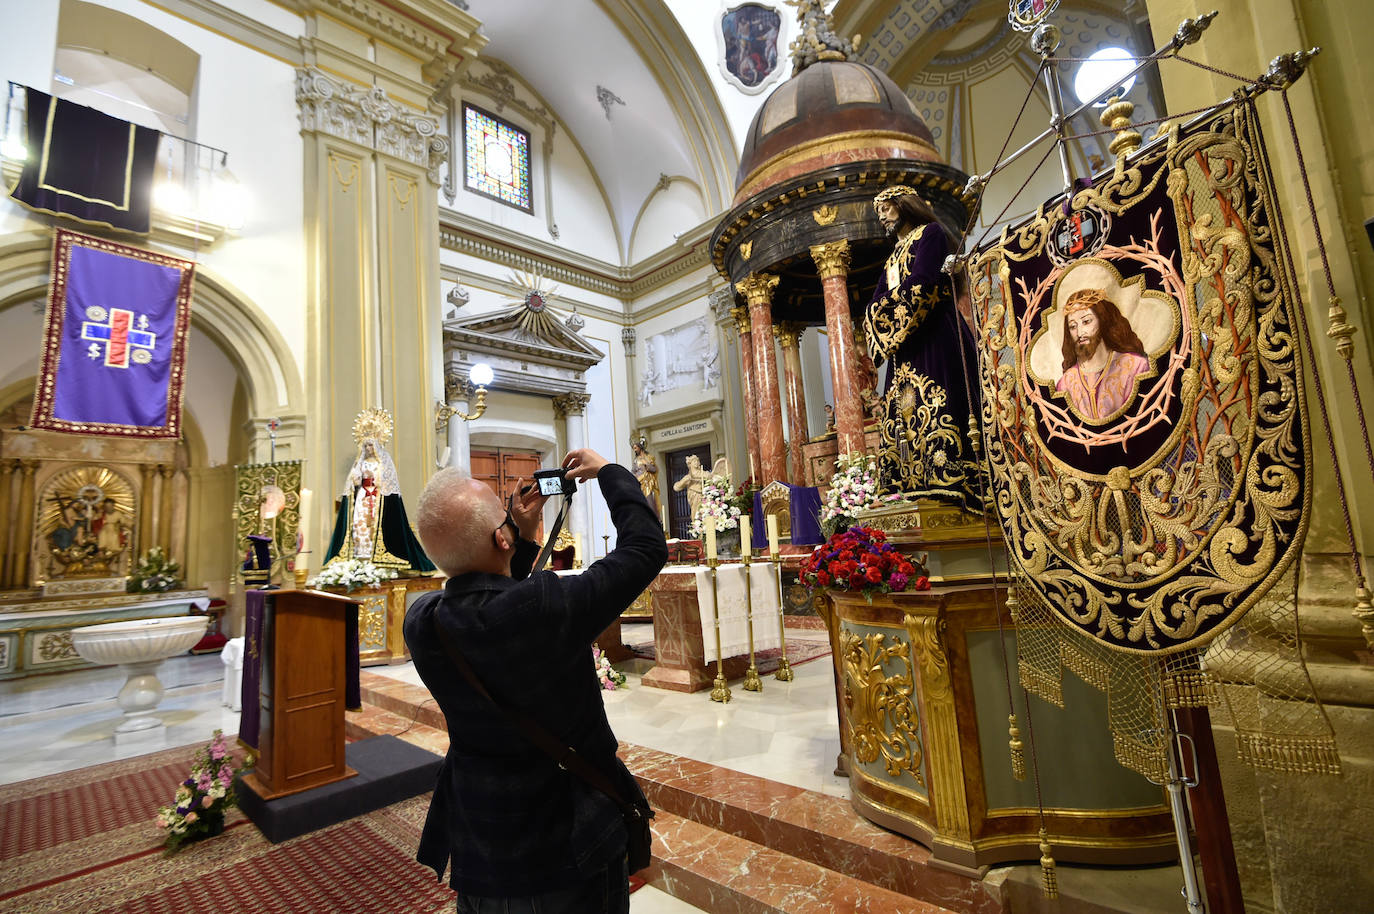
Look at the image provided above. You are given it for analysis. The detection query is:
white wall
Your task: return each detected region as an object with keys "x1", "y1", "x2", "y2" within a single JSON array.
[{"x1": 629, "y1": 179, "x2": 707, "y2": 264}]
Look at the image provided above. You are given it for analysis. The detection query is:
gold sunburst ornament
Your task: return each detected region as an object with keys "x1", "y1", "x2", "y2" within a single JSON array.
[{"x1": 352, "y1": 408, "x2": 394, "y2": 447}]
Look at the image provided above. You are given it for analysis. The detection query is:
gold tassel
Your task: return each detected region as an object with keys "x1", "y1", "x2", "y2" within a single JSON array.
[
  {"x1": 1005, "y1": 587, "x2": 1021, "y2": 624},
  {"x1": 1009, "y1": 714, "x2": 1026, "y2": 781},
  {"x1": 1353, "y1": 581, "x2": 1374, "y2": 651},
  {"x1": 1039, "y1": 827, "x2": 1059, "y2": 899}
]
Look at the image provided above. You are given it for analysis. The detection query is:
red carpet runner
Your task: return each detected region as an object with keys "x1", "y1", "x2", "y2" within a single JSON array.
[{"x1": 0, "y1": 747, "x2": 453, "y2": 913}]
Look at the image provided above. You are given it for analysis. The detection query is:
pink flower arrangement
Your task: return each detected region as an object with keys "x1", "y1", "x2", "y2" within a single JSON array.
[
  {"x1": 593, "y1": 644, "x2": 626, "y2": 690},
  {"x1": 799, "y1": 525, "x2": 930, "y2": 601},
  {"x1": 156, "y1": 730, "x2": 255, "y2": 854}
]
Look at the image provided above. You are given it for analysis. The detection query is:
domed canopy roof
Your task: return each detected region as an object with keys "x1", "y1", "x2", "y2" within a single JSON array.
[{"x1": 734, "y1": 59, "x2": 943, "y2": 205}]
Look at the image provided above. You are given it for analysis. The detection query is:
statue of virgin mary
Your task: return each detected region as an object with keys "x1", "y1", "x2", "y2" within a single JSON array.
[{"x1": 323, "y1": 408, "x2": 434, "y2": 574}]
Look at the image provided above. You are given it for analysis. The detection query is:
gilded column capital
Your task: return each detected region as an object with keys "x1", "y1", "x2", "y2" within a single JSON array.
[
  {"x1": 553, "y1": 391, "x2": 591, "y2": 419},
  {"x1": 735, "y1": 273, "x2": 780, "y2": 307},
  {"x1": 774, "y1": 321, "x2": 804, "y2": 349},
  {"x1": 18, "y1": 459, "x2": 39, "y2": 475},
  {"x1": 295, "y1": 67, "x2": 448, "y2": 184},
  {"x1": 158, "y1": 464, "x2": 176, "y2": 479},
  {"x1": 810, "y1": 239, "x2": 852, "y2": 279},
  {"x1": 730, "y1": 306, "x2": 752, "y2": 337}
]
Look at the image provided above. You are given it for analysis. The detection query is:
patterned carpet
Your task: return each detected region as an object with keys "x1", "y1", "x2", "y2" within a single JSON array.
[{"x1": 0, "y1": 747, "x2": 453, "y2": 913}]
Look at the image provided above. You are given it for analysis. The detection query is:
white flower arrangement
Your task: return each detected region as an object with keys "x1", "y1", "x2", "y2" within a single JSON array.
[
  {"x1": 689, "y1": 473, "x2": 742, "y2": 536},
  {"x1": 308, "y1": 559, "x2": 396, "y2": 592},
  {"x1": 821, "y1": 452, "x2": 880, "y2": 536}
]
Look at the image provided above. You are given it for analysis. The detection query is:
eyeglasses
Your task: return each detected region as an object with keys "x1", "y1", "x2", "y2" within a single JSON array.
[{"x1": 493, "y1": 494, "x2": 519, "y2": 544}]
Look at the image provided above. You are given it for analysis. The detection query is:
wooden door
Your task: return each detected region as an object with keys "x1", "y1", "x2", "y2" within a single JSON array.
[
  {"x1": 471, "y1": 449, "x2": 545, "y2": 539},
  {"x1": 664, "y1": 444, "x2": 711, "y2": 540}
]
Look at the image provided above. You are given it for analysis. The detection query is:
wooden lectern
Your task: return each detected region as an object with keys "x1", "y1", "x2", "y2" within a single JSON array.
[{"x1": 241, "y1": 589, "x2": 358, "y2": 800}]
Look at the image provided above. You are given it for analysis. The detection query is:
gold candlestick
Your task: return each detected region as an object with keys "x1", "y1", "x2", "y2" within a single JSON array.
[
  {"x1": 772, "y1": 554, "x2": 793, "y2": 681},
  {"x1": 708, "y1": 556, "x2": 731, "y2": 703},
  {"x1": 741, "y1": 550, "x2": 762, "y2": 692}
]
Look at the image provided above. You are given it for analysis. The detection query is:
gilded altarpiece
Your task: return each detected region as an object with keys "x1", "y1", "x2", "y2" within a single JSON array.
[
  {"x1": 0, "y1": 423, "x2": 202, "y2": 679},
  {"x1": 232, "y1": 461, "x2": 303, "y2": 586}
]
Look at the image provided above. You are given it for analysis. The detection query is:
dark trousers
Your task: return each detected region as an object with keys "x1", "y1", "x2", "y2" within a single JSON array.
[{"x1": 454, "y1": 856, "x2": 630, "y2": 914}]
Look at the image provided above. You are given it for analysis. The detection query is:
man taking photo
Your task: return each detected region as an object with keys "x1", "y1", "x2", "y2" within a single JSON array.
[{"x1": 405, "y1": 447, "x2": 668, "y2": 914}]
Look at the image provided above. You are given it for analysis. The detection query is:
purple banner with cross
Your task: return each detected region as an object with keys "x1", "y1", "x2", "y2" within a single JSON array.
[{"x1": 31, "y1": 229, "x2": 195, "y2": 438}]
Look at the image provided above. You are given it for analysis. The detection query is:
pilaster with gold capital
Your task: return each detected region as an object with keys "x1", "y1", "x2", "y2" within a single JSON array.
[
  {"x1": 811, "y1": 240, "x2": 865, "y2": 453},
  {"x1": 0, "y1": 459, "x2": 16, "y2": 587}
]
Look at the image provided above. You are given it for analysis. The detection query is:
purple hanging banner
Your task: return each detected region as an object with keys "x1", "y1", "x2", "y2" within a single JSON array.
[{"x1": 30, "y1": 229, "x2": 195, "y2": 438}]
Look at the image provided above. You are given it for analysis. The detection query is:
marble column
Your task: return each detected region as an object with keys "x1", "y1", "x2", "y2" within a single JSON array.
[
  {"x1": 810, "y1": 241, "x2": 866, "y2": 454},
  {"x1": 853, "y1": 323, "x2": 880, "y2": 423},
  {"x1": 553, "y1": 392, "x2": 592, "y2": 557},
  {"x1": 443, "y1": 369, "x2": 471, "y2": 470},
  {"x1": 776, "y1": 322, "x2": 810, "y2": 486},
  {"x1": 158, "y1": 465, "x2": 176, "y2": 555},
  {"x1": 12, "y1": 460, "x2": 37, "y2": 588},
  {"x1": 138, "y1": 464, "x2": 157, "y2": 557},
  {"x1": 735, "y1": 273, "x2": 786, "y2": 484},
  {"x1": 729, "y1": 306, "x2": 761, "y2": 474},
  {"x1": 0, "y1": 459, "x2": 16, "y2": 587}
]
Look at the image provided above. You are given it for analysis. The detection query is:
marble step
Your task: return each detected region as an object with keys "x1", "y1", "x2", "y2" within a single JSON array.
[
  {"x1": 647, "y1": 808, "x2": 958, "y2": 914},
  {"x1": 623, "y1": 742, "x2": 1006, "y2": 914}
]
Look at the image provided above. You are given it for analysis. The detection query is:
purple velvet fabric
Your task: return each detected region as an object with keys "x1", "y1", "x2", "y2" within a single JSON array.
[
  {"x1": 238, "y1": 589, "x2": 266, "y2": 749},
  {"x1": 751, "y1": 485, "x2": 824, "y2": 548}
]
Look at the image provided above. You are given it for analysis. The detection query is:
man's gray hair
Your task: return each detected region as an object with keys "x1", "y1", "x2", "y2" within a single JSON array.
[{"x1": 415, "y1": 467, "x2": 504, "y2": 577}]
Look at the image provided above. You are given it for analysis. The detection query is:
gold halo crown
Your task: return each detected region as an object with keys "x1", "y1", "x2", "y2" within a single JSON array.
[
  {"x1": 873, "y1": 185, "x2": 920, "y2": 210},
  {"x1": 352, "y1": 407, "x2": 394, "y2": 446}
]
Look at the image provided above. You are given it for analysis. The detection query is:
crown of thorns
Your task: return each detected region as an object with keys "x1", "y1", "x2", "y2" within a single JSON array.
[{"x1": 873, "y1": 185, "x2": 921, "y2": 209}]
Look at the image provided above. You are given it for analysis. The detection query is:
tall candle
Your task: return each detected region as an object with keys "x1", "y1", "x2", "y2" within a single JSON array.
[
  {"x1": 750, "y1": 453, "x2": 758, "y2": 483},
  {"x1": 705, "y1": 525, "x2": 716, "y2": 561},
  {"x1": 660, "y1": 503, "x2": 668, "y2": 530},
  {"x1": 298, "y1": 488, "x2": 313, "y2": 543},
  {"x1": 574, "y1": 533, "x2": 582, "y2": 561},
  {"x1": 767, "y1": 514, "x2": 780, "y2": 557},
  {"x1": 739, "y1": 515, "x2": 751, "y2": 557}
]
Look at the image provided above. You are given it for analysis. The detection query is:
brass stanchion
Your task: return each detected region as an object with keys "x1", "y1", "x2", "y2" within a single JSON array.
[
  {"x1": 772, "y1": 552, "x2": 793, "y2": 681},
  {"x1": 741, "y1": 536, "x2": 762, "y2": 692},
  {"x1": 708, "y1": 555, "x2": 731, "y2": 702}
]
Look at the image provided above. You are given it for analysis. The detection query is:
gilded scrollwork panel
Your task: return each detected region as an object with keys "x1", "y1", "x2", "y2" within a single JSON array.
[{"x1": 839, "y1": 624, "x2": 927, "y2": 790}]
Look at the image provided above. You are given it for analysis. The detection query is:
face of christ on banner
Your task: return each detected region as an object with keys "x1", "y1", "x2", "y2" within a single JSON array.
[{"x1": 1053, "y1": 289, "x2": 1152, "y2": 421}]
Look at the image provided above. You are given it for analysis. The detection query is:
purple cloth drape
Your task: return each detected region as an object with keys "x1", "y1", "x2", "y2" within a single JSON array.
[
  {"x1": 752, "y1": 484, "x2": 824, "y2": 548},
  {"x1": 238, "y1": 589, "x2": 267, "y2": 749}
]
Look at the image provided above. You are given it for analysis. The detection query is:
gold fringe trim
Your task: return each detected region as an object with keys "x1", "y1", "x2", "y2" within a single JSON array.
[
  {"x1": 1039, "y1": 828, "x2": 1058, "y2": 899},
  {"x1": 1019, "y1": 664, "x2": 1065, "y2": 708},
  {"x1": 1060, "y1": 639, "x2": 1111, "y2": 691},
  {"x1": 1235, "y1": 733, "x2": 1343, "y2": 776},
  {"x1": 1113, "y1": 731, "x2": 1169, "y2": 783},
  {"x1": 1163, "y1": 669, "x2": 1209, "y2": 709},
  {"x1": 1009, "y1": 714, "x2": 1026, "y2": 781}
]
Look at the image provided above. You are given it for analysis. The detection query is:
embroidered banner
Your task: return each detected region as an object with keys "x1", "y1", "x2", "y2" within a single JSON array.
[
  {"x1": 31, "y1": 229, "x2": 195, "y2": 438},
  {"x1": 968, "y1": 103, "x2": 1311, "y2": 655},
  {"x1": 10, "y1": 87, "x2": 160, "y2": 233}
]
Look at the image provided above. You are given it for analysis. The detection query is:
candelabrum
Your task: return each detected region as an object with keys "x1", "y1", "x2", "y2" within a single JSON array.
[
  {"x1": 741, "y1": 551, "x2": 763, "y2": 692},
  {"x1": 707, "y1": 556, "x2": 732, "y2": 703},
  {"x1": 772, "y1": 553, "x2": 793, "y2": 681}
]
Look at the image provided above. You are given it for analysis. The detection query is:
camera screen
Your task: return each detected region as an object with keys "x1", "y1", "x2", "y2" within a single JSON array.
[{"x1": 536, "y1": 475, "x2": 564, "y2": 496}]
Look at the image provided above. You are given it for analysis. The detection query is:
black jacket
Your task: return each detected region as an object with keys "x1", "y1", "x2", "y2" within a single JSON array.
[{"x1": 404, "y1": 464, "x2": 668, "y2": 896}]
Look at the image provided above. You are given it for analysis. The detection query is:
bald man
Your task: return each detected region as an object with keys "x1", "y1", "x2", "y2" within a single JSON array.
[{"x1": 404, "y1": 448, "x2": 667, "y2": 914}]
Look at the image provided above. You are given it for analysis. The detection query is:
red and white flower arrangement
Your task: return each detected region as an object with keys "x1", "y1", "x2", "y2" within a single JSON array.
[
  {"x1": 156, "y1": 729, "x2": 254, "y2": 854},
  {"x1": 799, "y1": 525, "x2": 930, "y2": 601},
  {"x1": 821, "y1": 453, "x2": 880, "y2": 537}
]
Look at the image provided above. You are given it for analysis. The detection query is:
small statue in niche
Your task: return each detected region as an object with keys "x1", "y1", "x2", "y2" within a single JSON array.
[
  {"x1": 631, "y1": 436, "x2": 661, "y2": 513},
  {"x1": 323, "y1": 408, "x2": 434, "y2": 574}
]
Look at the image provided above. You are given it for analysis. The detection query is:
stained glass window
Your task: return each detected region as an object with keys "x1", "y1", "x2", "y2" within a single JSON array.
[{"x1": 463, "y1": 103, "x2": 532, "y2": 212}]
